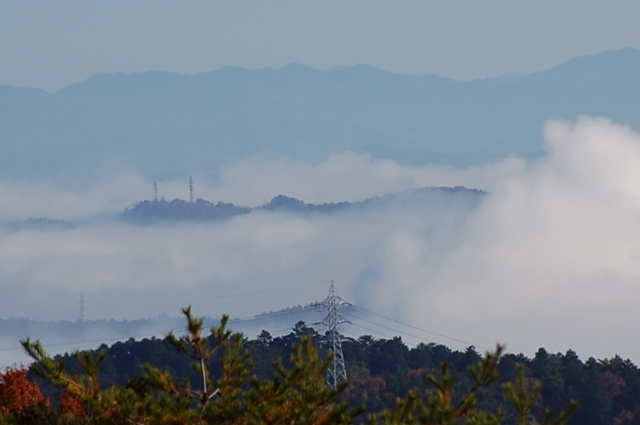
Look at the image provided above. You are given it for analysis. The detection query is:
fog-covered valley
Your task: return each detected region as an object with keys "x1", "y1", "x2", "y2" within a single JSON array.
[{"x1": 4, "y1": 116, "x2": 640, "y2": 369}]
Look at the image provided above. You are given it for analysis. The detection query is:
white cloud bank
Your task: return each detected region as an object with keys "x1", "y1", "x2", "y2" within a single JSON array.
[
  {"x1": 359, "y1": 117, "x2": 640, "y2": 360},
  {"x1": 1, "y1": 116, "x2": 640, "y2": 366}
]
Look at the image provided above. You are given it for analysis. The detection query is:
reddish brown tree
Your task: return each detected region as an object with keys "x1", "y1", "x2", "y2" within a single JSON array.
[
  {"x1": 0, "y1": 366, "x2": 49, "y2": 416},
  {"x1": 58, "y1": 389, "x2": 85, "y2": 417}
]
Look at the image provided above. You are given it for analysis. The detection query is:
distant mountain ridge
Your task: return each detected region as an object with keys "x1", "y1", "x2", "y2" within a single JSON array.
[
  {"x1": 0, "y1": 186, "x2": 485, "y2": 227},
  {"x1": 2, "y1": 48, "x2": 640, "y2": 178},
  {"x1": 122, "y1": 186, "x2": 485, "y2": 223}
]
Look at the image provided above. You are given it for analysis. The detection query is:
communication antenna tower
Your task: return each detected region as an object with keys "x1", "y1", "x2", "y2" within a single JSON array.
[
  {"x1": 320, "y1": 280, "x2": 348, "y2": 389},
  {"x1": 154, "y1": 182, "x2": 158, "y2": 201},
  {"x1": 189, "y1": 176, "x2": 194, "y2": 203},
  {"x1": 80, "y1": 294, "x2": 85, "y2": 321}
]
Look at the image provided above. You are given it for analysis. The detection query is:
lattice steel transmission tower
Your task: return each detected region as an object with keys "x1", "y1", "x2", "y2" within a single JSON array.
[
  {"x1": 189, "y1": 176, "x2": 194, "y2": 203},
  {"x1": 321, "y1": 280, "x2": 348, "y2": 389}
]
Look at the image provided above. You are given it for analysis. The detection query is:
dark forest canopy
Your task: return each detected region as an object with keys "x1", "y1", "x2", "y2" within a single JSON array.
[
  {"x1": 25, "y1": 319, "x2": 640, "y2": 425},
  {"x1": 122, "y1": 198, "x2": 251, "y2": 223}
]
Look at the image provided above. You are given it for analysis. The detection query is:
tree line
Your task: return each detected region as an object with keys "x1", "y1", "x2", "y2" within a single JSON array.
[{"x1": 2, "y1": 307, "x2": 633, "y2": 424}]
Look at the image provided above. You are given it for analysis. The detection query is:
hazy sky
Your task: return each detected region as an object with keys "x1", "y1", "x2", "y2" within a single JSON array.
[
  {"x1": 3, "y1": 1, "x2": 640, "y2": 91},
  {"x1": 4, "y1": 0, "x2": 640, "y2": 367}
]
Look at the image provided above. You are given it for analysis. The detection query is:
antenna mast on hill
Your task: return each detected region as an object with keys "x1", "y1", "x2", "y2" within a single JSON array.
[
  {"x1": 80, "y1": 294, "x2": 85, "y2": 321},
  {"x1": 154, "y1": 182, "x2": 158, "y2": 201},
  {"x1": 321, "y1": 280, "x2": 348, "y2": 389},
  {"x1": 189, "y1": 176, "x2": 194, "y2": 203}
]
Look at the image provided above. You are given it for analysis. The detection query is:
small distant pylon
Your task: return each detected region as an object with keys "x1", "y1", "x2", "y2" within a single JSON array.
[
  {"x1": 80, "y1": 294, "x2": 85, "y2": 321},
  {"x1": 321, "y1": 280, "x2": 349, "y2": 389},
  {"x1": 154, "y1": 182, "x2": 158, "y2": 201},
  {"x1": 189, "y1": 176, "x2": 194, "y2": 203}
]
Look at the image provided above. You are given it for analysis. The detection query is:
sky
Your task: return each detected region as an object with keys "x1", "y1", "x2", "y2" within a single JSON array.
[
  {"x1": 3, "y1": 1, "x2": 640, "y2": 367},
  {"x1": 3, "y1": 1, "x2": 640, "y2": 91}
]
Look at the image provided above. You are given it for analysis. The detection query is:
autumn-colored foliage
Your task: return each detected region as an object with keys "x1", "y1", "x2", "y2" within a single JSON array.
[
  {"x1": 58, "y1": 390, "x2": 85, "y2": 417},
  {"x1": 0, "y1": 366, "x2": 49, "y2": 416},
  {"x1": 365, "y1": 376, "x2": 387, "y2": 392}
]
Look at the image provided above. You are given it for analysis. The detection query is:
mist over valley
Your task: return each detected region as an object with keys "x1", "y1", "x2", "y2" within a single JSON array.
[{"x1": 2, "y1": 49, "x2": 640, "y2": 373}]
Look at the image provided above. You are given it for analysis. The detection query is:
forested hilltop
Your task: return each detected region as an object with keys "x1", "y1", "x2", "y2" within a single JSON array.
[
  {"x1": 23, "y1": 319, "x2": 639, "y2": 425},
  {"x1": 122, "y1": 186, "x2": 484, "y2": 224},
  {"x1": 0, "y1": 185, "x2": 483, "y2": 229}
]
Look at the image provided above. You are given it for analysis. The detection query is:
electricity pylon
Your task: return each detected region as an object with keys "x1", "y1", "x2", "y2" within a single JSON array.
[{"x1": 321, "y1": 280, "x2": 348, "y2": 389}]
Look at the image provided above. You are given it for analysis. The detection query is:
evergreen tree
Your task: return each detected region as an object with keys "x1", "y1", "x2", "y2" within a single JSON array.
[{"x1": 1, "y1": 308, "x2": 578, "y2": 425}]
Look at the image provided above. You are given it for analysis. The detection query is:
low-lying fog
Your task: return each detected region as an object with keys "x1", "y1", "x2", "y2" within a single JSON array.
[{"x1": 2, "y1": 117, "x2": 640, "y2": 368}]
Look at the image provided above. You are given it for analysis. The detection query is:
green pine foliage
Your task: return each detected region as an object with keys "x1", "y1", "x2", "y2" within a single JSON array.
[{"x1": 1, "y1": 308, "x2": 582, "y2": 425}]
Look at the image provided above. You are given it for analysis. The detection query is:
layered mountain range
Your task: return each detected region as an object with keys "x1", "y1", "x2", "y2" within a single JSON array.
[{"x1": 2, "y1": 48, "x2": 640, "y2": 179}]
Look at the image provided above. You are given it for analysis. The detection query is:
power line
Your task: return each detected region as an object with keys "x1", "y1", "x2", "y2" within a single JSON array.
[
  {"x1": 351, "y1": 305, "x2": 482, "y2": 349},
  {"x1": 343, "y1": 311, "x2": 469, "y2": 351},
  {"x1": 0, "y1": 305, "x2": 324, "y2": 356},
  {"x1": 2, "y1": 297, "x2": 634, "y2": 420},
  {"x1": 12, "y1": 276, "x2": 341, "y2": 322},
  {"x1": 0, "y1": 300, "x2": 475, "y2": 359}
]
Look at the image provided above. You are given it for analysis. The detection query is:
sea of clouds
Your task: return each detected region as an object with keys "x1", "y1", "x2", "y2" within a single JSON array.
[{"x1": 1, "y1": 116, "x2": 640, "y2": 367}]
